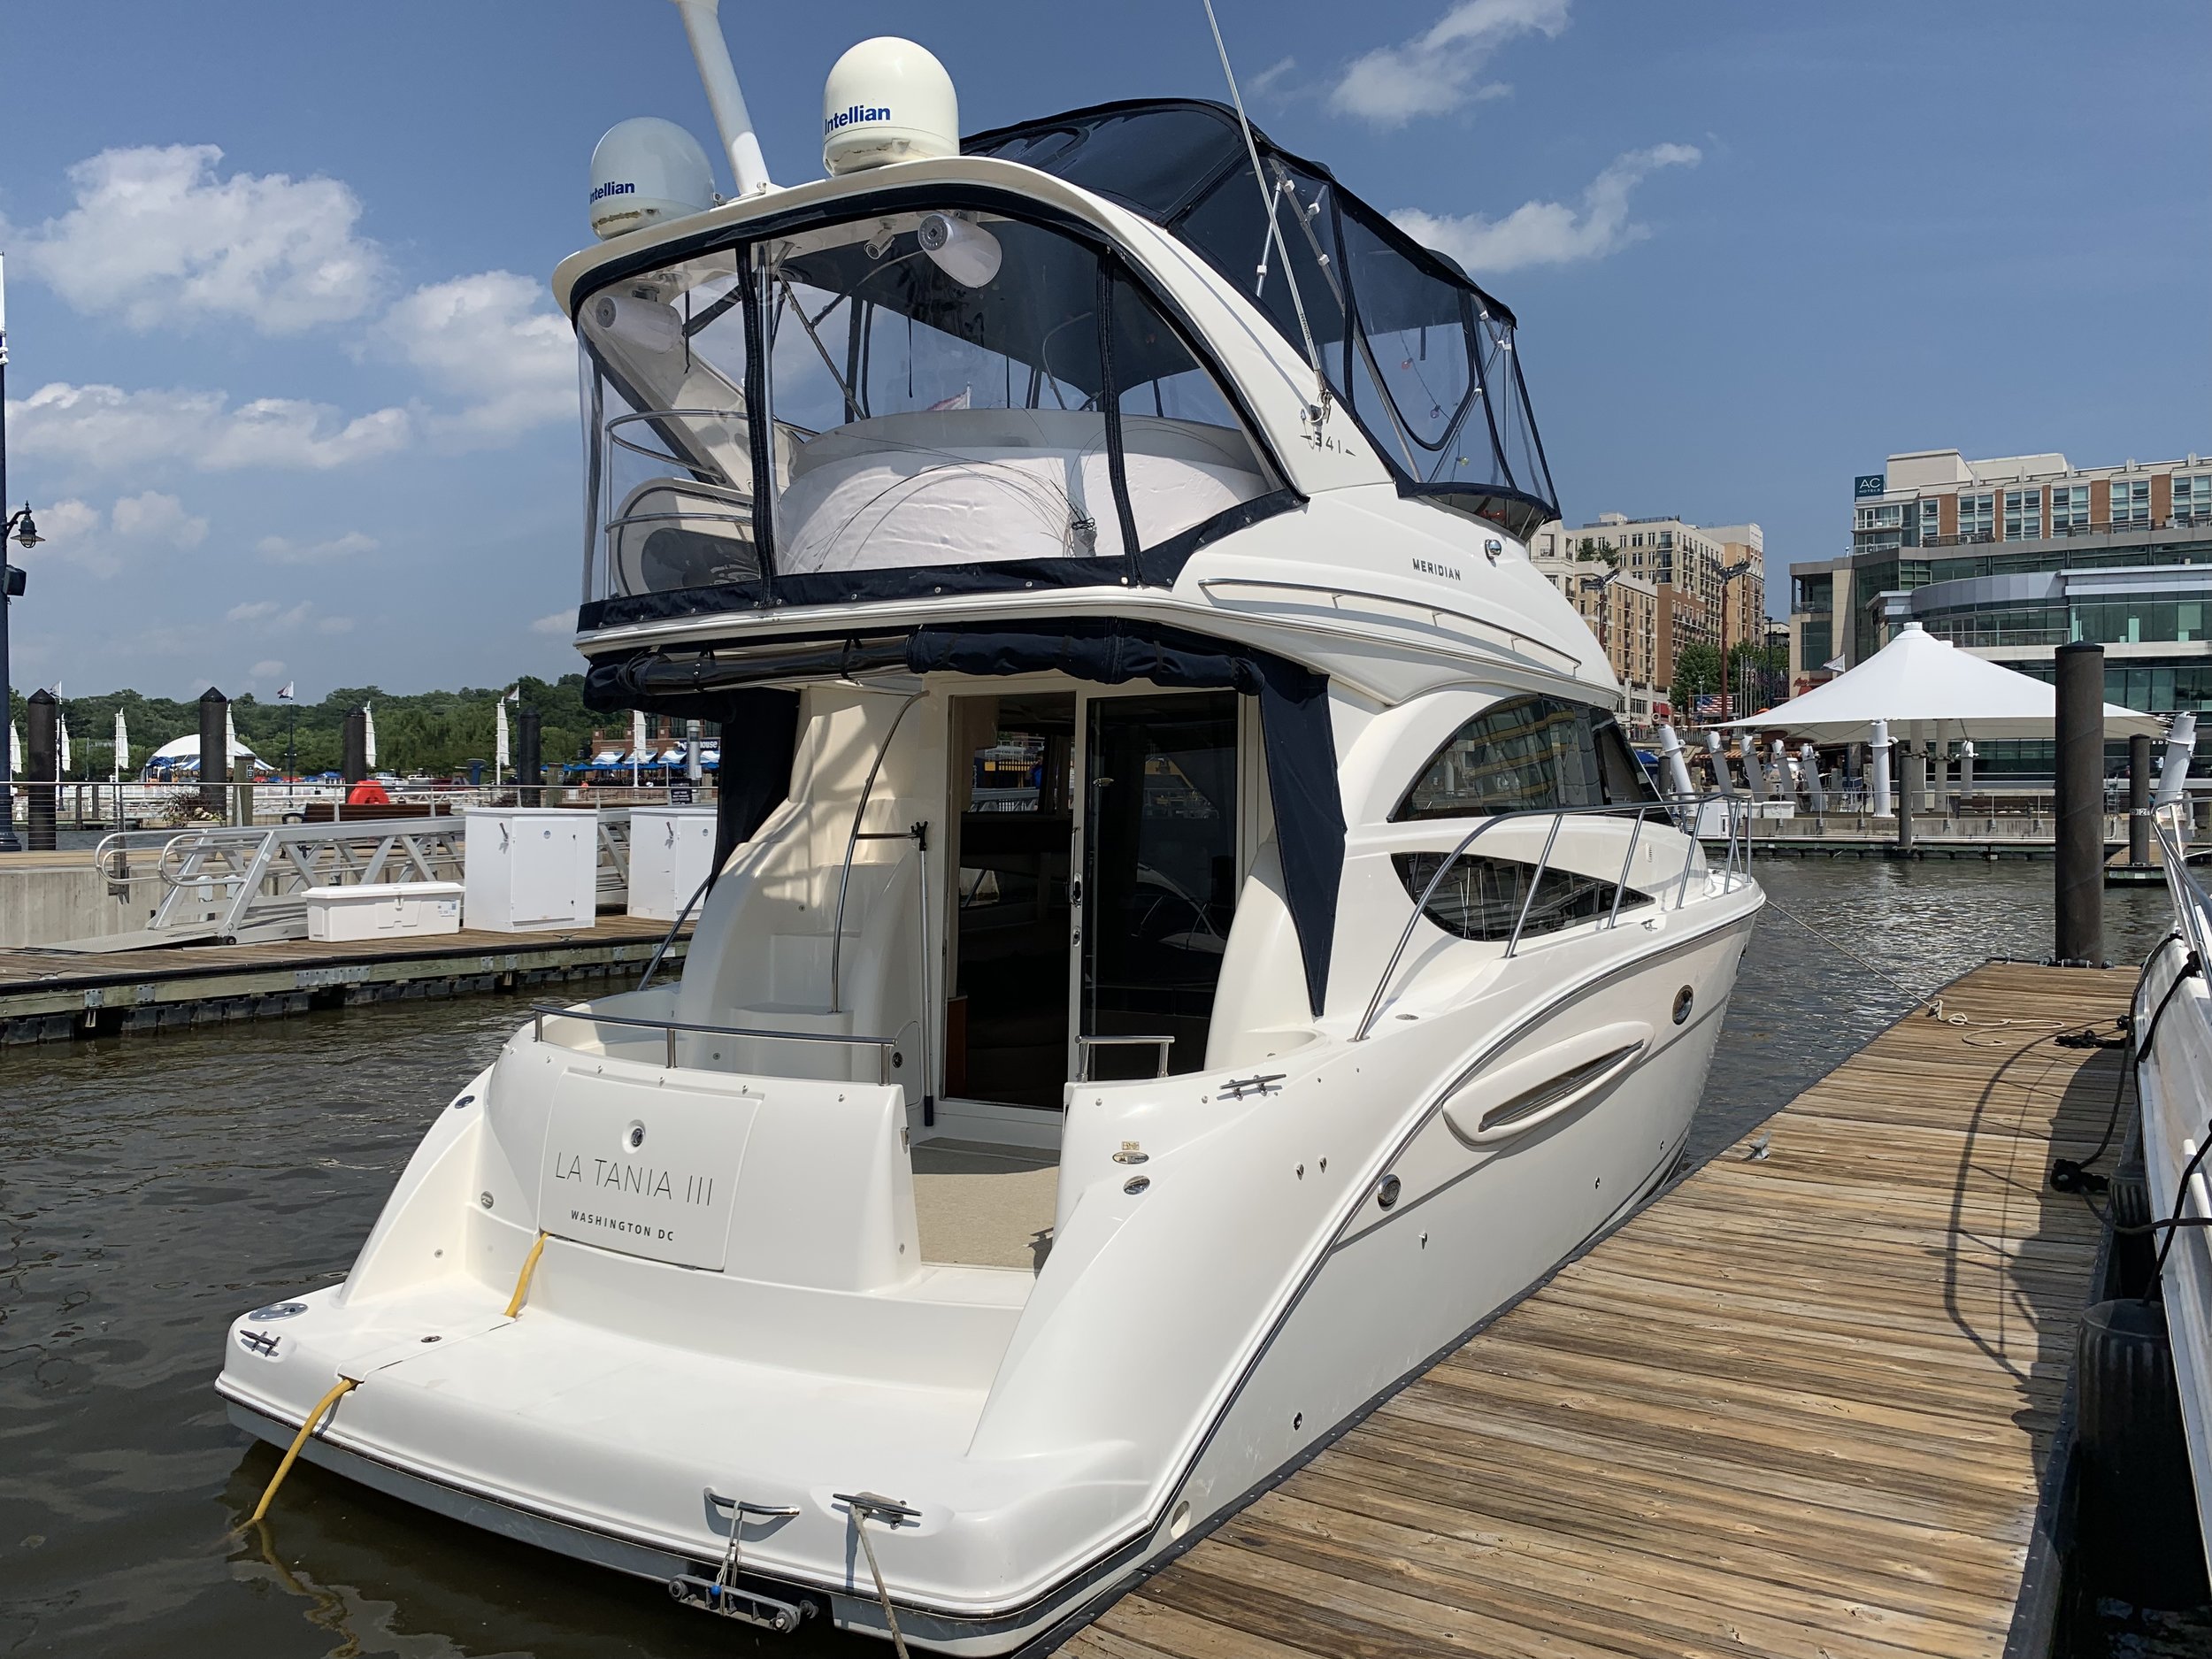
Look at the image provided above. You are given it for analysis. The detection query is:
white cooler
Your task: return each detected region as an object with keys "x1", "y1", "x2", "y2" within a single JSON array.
[
  {"x1": 465, "y1": 807, "x2": 598, "y2": 933},
  {"x1": 627, "y1": 805, "x2": 718, "y2": 921},
  {"x1": 304, "y1": 881, "x2": 465, "y2": 941}
]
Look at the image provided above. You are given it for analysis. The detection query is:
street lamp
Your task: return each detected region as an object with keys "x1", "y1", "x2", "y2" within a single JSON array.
[
  {"x1": 1, "y1": 250, "x2": 43, "y2": 852},
  {"x1": 0, "y1": 505, "x2": 41, "y2": 852}
]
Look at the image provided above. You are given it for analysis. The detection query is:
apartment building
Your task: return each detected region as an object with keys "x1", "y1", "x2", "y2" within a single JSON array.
[
  {"x1": 1790, "y1": 448, "x2": 2212, "y2": 714},
  {"x1": 1532, "y1": 513, "x2": 1766, "y2": 731}
]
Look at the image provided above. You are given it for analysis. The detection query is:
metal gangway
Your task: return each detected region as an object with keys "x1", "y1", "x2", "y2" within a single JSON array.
[{"x1": 81, "y1": 810, "x2": 635, "y2": 949}]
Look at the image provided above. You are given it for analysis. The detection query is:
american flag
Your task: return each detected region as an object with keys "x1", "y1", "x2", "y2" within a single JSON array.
[{"x1": 1693, "y1": 695, "x2": 1724, "y2": 718}]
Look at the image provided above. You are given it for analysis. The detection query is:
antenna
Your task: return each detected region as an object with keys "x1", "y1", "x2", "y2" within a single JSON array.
[
  {"x1": 1200, "y1": 0, "x2": 1327, "y2": 421},
  {"x1": 668, "y1": 0, "x2": 774, "y2": 196}
]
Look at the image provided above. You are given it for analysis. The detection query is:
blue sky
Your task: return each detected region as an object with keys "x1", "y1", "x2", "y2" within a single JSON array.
[{"x1": 2, "y1": 0, "x2": 2205, "y2": 700}]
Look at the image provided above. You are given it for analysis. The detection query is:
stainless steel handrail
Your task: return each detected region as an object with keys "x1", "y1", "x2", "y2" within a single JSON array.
[
  {"x1": 2152, "y1": 803, "x2": 2211, "y2": 966},
  {"x1": 1076, "y1": 1033, "x2": 1176, "y2": 1081},
  {"x1": 531, "y1": 1003, "x2": 898, "y2": 1086},
  {"x1": 1353, "y1": 791, "x2": 1747, "y2": 1043},
  {"x1": 829, "y1": 691, "x2": 926, "y2": 1013}
]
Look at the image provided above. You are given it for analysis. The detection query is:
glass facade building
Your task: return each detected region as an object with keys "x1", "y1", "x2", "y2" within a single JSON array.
[{"x1": 1791, "y1": 448, "x2": 2212, "y2": 720}]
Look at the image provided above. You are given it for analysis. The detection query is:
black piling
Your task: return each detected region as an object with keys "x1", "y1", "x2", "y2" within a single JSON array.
[
  {"x1": 25, "y1": 687, "x2": 57, "y2": 851},
  {"x1": 2128, "y1": 731, "x2": 2153, "y2": 869},
  {"x1": 342, "y1": 709, "x2": 369, "y2": 786},
  {"x1": 518, "y1": 708, "x2": 542, "y2": 805},
  {"x1": 2055, "y1": 642, "x2": 2104, "y2": 964},
  {"x1": 197, "y1": 687, "x2": 227, "y2": 818}
]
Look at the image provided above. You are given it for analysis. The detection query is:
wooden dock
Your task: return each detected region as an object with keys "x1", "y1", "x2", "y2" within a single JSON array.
[
  {"x1": 1056, "y1": 961, "x2": 2132, "y2": 1659},
  {"x1": 0, "y1": 915, "x2": 687, "y2": 1043}
]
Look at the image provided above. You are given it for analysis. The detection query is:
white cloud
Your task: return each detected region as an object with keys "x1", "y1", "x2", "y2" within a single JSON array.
[
  {"x1": 257, "y1": 530, "x2": 379, "y2": 565},
  {"x1": 7, "y1": 381, "x2": 411, "y2": 477},
  {"x1": 1246, "y1": 57, "x2": 1298, "y2": 99},
  {"x1": 378, "y1": 272, "x2": 575, "y2": 442},
  {"x1": 225, "y1": 598, "x2": 352, "y2": 636},
  {"x1": 39, "y1": 490, "x2": 208, "y2": 576},
  {"x1": 530, "y1": 609, "x2": 577, "y2": 636},
  {"x1": 15, "y1": 144, "x2": 388, "y2": 334},
  {"x1": 1392, "y1": 142, "x2": 1701, "y2": 273},
  {"x1": 1332, "y1": 0, "x2": 1567, "y2": 126},
  {"x1": 250, "y1": 659, "x2": 288, "y2": 679}
]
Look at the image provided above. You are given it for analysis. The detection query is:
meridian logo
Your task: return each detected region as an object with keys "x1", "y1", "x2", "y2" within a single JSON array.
[
  {"x1": 826, "y1": 104, "x2": 892, "y2": 134},
  {"x1": 590, "y1": 180, "x2": 636, "y2": 204}
]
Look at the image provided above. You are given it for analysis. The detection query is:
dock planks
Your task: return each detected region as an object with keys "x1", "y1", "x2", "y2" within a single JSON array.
[
  {"x1": 1058, "y1": 961, "x2": 2134, "y2": 1659},
  {"x1": 0, "y1": 914, "x2": 687, "y2": 1039}
]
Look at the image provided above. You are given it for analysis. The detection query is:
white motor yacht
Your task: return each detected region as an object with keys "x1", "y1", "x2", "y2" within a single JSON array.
[
  {"x1": 2135, "y1": 800, "x2": 2212, "y2": 1577},
  {"x1": 219, "y1": 13, "x2": 1763, "y2": 1650}
]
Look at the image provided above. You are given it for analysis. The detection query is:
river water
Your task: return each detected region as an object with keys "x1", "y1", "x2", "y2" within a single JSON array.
[{"x1": 0, "y1": 860, "x2": 2183, "y2": 1656}]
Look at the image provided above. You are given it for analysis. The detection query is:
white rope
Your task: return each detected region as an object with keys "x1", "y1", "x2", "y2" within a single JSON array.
[{"x1": 852, "y1": 1515, "x2": 910, "y2": 1659}]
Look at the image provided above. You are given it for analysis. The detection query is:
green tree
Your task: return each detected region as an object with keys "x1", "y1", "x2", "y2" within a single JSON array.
[
  {"x1": 15, "y1": 675, "x2": 620, "y2": 781},
  {"x1": 1671, "y1": 641, "x2": 1724, "y2": 714}
]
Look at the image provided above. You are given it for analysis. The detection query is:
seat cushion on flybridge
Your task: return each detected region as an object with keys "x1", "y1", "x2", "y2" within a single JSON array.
[
  {"x1": 775, "y1": 411, "x2": 1267, "y2": 573},
  {"x1": 225, "y1": 1282, "x2": 1147, "y2": 1616}
]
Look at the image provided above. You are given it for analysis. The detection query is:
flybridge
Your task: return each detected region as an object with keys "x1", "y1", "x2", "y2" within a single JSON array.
[{"x1": 825, "y1": 103, "x2": 891, "y2": 134}]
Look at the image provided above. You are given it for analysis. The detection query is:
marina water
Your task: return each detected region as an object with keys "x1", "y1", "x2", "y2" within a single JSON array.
[{"x1": 0, "y1": 860, "x2": 2183, "y2": 1656}]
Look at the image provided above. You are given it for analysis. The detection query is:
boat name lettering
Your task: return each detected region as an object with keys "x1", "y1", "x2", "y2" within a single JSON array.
[
  {"x1": 547, "y1": 1151, "x2": 716, "y2": 1208},
  {"x1": 826, "y1": 104, "x2": 892, "y2": 134},
  {"x1": 568, "y1": 1208, "x2": 676, "y2": 1243},
  {"x1": 1412, "y1": 557, "x2": 1463, "y2": 581},
  {"x1": 589, "y1": 180, "x2": 636, "y2": 204}
]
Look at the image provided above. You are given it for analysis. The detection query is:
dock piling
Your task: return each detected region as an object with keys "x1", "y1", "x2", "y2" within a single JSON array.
[
  {"x1": 342, "y1": 709, "x2": 368, "y2": 786},
  {"x1": 2055, "y1": 641, "x2": 2104, "y2": 963},
  {"x1": 2129, "y1": 732, "x2": 2153, "y2": 868},
  {"x1": 197, "y1": 687, "x2": 227, "y2": 818},
  {"x1": 518, "y1": 708, "x2": 542, "y2": 805},
  {"x1": 25, "y1": 687, "x2": 56, "y2": 851}
]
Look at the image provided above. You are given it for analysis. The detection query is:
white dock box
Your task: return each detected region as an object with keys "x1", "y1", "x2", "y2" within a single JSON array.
[
  {"x1": 303, "y1": 881, "x2": 465, "y2": 941},
  {"x1": 627, "y1": 806, "x2": 718, "y2": 920},
  {"x1": 465, "y1": 808, "x2": 598, "y2": 933}
]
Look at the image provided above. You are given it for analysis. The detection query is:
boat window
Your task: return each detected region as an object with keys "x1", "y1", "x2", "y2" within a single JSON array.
[
  {"x1": 577, "y1": 207, "x2": 1274, "y2": 614},
  {"x1": 1394, "y1": 695, "x2": 1652, "y2": 821},
  {"x1": 966, "y1": 101, "x2": 1560, "y2": 537},
  {"x1": 1393, "y1": 851, "x2": 1651, "y2": 941}
]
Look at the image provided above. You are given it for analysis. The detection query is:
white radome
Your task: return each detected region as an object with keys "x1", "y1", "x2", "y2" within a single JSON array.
[
  {"x1": 589, "y1": 116, "x2": 716, "y2": 241},
  {"x1": 822, "y1": 36, "x2": 958, "y2": 175}
]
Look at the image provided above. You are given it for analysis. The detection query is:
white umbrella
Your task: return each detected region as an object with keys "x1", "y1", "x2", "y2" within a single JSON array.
[
  {"x1": 58, "y1": 711, "x2": 71, "y2": 778},
  {"x1": 1717, "y1": 622, "x2": 2164, "y2": 744},
  {"x1": 364, "y1": 703, "x2": 378, "y2": 768},
  {"x1": 630, "y1": 709, "x2": 647, "y2": 787},
  {"x1": 113, "y1": 710, "x2": 128, "y2": 784},
  {"x1": 495, "y1": 695, "x2": 511, "y2": 780},
  {"x1": 7, "y1": 722, "x2": 18, "y2": 776},
  {"x1": 223, "y1": 704, "x2": 237, "y2": 780}
]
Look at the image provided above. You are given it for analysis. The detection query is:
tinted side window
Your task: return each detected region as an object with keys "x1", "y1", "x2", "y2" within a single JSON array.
[
  {"x1": 1394, "y1": 695, "x2": 1603, "y2": 820},
  {"x1": 1393, "y1": 852, "x2": 1651, "y2": 941}
]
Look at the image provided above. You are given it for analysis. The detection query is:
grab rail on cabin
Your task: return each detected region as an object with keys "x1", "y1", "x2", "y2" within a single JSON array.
[
  {"x1": 1076, "y1": 1033, "x2": 1176, "y2": 1082},
  {"x1": 531, "y1": 1003, "x2": 900, "y2": 1086},
  {"x1": 1353, "y1": 791, "x2": 1750, "y2": 1043}
]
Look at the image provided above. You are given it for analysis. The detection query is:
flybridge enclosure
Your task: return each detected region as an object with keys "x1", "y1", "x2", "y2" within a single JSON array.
[
  {"x1": 574, "y1": 192, "x2": 1289, "y2": 631},
  {"x1": 964, "y1": 99, "x2": 1558, "y2": 533}
]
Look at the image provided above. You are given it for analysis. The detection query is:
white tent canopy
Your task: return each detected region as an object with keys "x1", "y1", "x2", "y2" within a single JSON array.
[
  {"x1": 142, "y1": 733, "x2": 270, "y2": 778},
  {"x1": 1718, "y1": 623, "x2": 2163, "y2": 744}
]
